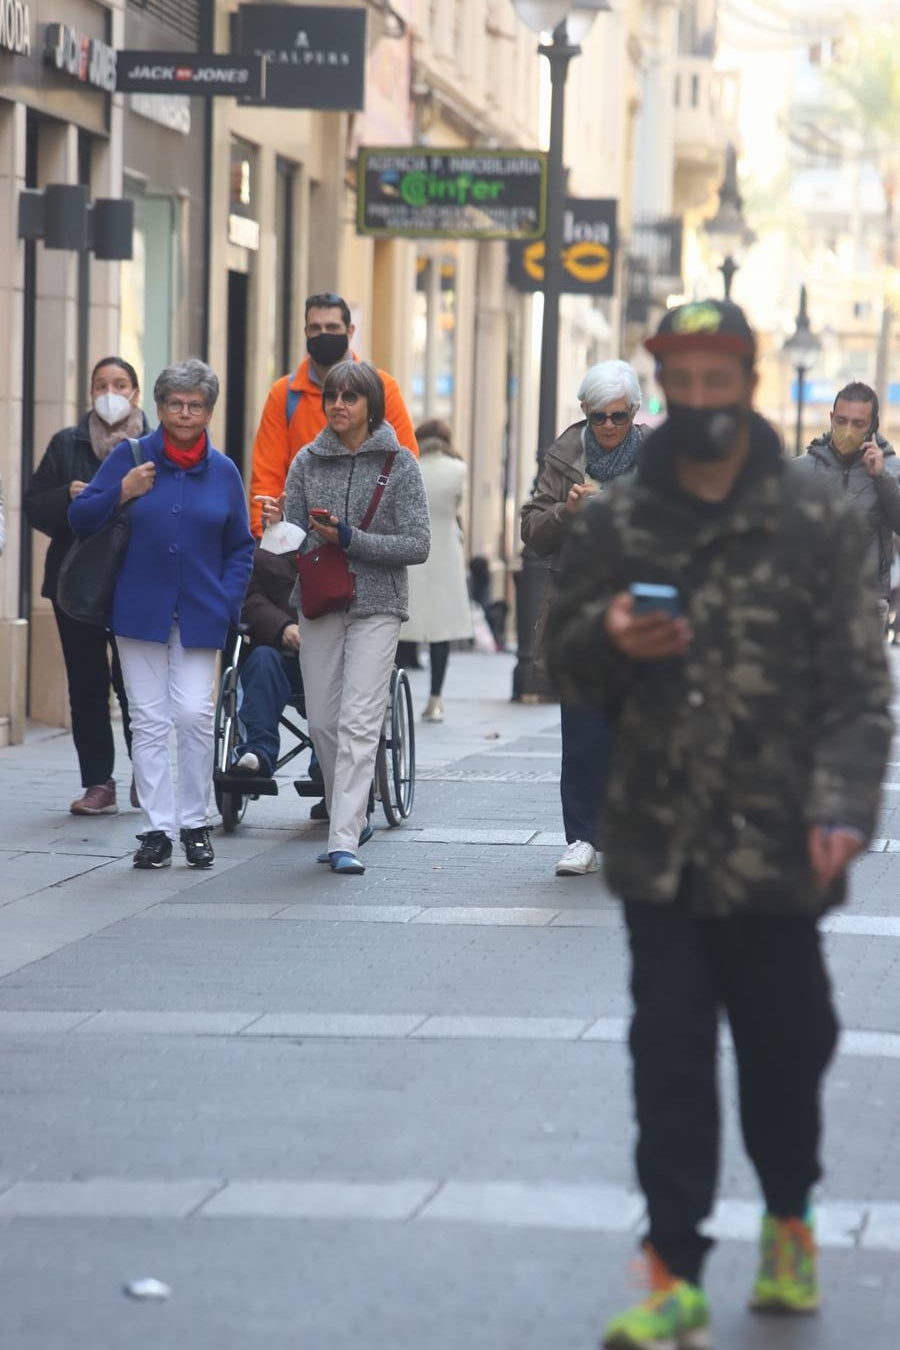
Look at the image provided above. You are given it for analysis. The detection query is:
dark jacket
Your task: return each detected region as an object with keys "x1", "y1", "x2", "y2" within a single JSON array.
[
  {"x1": 241, "y1": 545, "x2": 297, "y2": 649},
  {"x1": 24, "y1": 412, "x2": 149, "y2": 600},
  {"x1": 791, "y1": 432, "x2": 900, "y2": 601},
  {"x1": 520, "y1": 420, "x2": 648, "y2": 668},
  {"x1": 546, "y1": 412, "x2": 892, "y2": 917},
  {"x1": 68, "y1": 426, "x2": 254, "y2": 649}
]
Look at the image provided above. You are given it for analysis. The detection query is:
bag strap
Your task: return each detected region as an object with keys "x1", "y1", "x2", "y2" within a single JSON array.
[
  {"x1": 127, "y1": 438, "x2": 143, "y2": 466},
  {"x1": 285, "y1": 384, "x2": 302, "y2": 426},
  {"x1": 358, "y1": 451, "x2": 397, "y2": 533}
]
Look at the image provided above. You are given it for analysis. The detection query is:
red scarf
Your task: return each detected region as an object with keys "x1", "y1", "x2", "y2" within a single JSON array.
[{"x1": 163, "y1": 428, "x2": 208, "y2": 469}]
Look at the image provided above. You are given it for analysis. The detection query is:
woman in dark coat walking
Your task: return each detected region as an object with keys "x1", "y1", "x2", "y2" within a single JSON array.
[{"x1": 25, "y1": 356, "x2": 147, "y2": 815}]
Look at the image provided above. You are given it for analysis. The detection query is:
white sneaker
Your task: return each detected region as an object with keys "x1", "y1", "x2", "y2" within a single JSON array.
[
  {"x1": 555, "y1": 840, "x2": 599, "y2": 876},
  {"x1": 422, "y1": 696, "x2": 444, "y2": 723},
  {"x1": 233, "y1": 752, "x2": 260, "y2": 773}
]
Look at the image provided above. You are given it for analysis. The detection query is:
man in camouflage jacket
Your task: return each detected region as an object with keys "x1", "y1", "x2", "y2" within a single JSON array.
[{"x1": 546, "y1": 300, "x2": 892, "y2": 1349}]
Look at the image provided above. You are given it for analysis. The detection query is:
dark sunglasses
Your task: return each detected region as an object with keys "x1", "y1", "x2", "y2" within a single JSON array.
[
  {"x1": 323, "y1": 389, "x2": 361, "y2": 406},
  {"x1": 588, "y1": 410, "x2": 631, "y2": 426}
]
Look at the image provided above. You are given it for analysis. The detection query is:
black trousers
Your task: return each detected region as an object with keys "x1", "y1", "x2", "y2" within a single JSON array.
[
  {"x1": 53, "y1": 602, "x2": 132, "y2": 788},
  {"x1": 623, "y1": 891, "x2": 839, "y2": 1286}
]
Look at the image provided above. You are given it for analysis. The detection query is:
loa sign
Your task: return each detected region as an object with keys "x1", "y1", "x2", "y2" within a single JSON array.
[
  {"x1": 116, "y1": 53, "x2": 265, "y2": 98},
  {"x1": 358, "y1": 147, "x2": 548, "y2": 240},
  {"x1": 508, "y1": 198, "x2": 618, "y2": 295}
]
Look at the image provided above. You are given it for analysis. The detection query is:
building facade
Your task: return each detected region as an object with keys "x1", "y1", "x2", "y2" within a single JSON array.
[{"x1": 1, "y1": 0, "x2": 710, "y2": 745}]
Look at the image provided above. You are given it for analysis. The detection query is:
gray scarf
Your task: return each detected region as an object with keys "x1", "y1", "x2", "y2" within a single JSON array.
[{"x1": 582, "y1": 420, "x2": 642, "y2": 484}]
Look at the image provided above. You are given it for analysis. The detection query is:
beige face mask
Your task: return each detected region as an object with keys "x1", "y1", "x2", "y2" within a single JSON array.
[{"x1": 831, "y1": 422, "x2": 869, "y2": 457}]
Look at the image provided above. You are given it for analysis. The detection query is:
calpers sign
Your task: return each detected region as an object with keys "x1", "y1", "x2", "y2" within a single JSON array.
[
  {"x1": 235, "y1": 4, "x2": 366, "y2": 110},
  {"x1": 358, "y1": 148, "x2": 547, "y2": 240},
  {"x1": 508, "y1": 198, "x2": 617, "y2": 295}
]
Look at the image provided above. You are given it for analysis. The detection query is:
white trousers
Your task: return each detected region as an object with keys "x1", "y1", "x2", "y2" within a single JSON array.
[
  {"x1": 117, "y1": 624, "x2": 217, "y2": 840},
  {"x1": 299, "y1": 611, "x2": 401, "y2": 854}
]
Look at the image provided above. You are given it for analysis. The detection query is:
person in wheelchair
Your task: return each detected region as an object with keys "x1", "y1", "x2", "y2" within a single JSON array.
[{"x1": 230, "y1": 545, "x2": 327, "y2": 818}]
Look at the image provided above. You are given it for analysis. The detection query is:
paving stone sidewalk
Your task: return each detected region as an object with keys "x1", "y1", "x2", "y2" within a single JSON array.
[{"x1": 1, "y1": 649, "x2": 900, "y2": 1349}]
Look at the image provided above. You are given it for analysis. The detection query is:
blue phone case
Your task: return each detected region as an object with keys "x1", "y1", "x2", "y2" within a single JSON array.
[{"x1": 630, "y1": 583, "x2": 681, "y2": 617}]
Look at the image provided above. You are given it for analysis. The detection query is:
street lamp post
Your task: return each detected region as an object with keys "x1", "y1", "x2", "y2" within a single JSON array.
[
  {"x1": 782, "y1": 284, "x2": 822, "y2": 456},
  {"x1": 703, "y1": 143, "x2": 753, "y2": 300},
  {"x1": 510, "y1": 0, "x2": 610, "y2": 702}
]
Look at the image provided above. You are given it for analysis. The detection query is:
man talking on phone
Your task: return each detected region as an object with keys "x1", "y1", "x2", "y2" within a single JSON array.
[
  {"x1": 546, "y1": 300, "x2": 892, "y2": 1349},
  {"x1": 794, "y1": 381, "x2": 900, "y2": 631}
]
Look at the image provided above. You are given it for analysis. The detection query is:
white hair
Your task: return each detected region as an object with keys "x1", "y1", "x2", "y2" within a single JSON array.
[{"x1": 577, "y1": 360, "x2": 642, "y2": 413}]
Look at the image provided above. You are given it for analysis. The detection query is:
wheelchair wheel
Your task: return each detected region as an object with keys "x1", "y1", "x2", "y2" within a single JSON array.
[
  {"x1": 376, "y1": 668, "x2": 415, "y2": 826},
  {"x1": 214, "y1": 663, "x2": 248, "y2": 834}
]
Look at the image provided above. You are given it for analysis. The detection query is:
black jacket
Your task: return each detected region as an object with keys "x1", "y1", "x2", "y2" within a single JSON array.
[{"x1": 24, "y1": 413, "x2": 149, "y2": 600}]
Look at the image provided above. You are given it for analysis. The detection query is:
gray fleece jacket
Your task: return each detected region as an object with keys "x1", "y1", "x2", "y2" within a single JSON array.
[
  {"x1": 284, "y1": 422, "x2": 430, "y2": 621},
  {"x1": 791, "y1": 432, "x2": 900, "y2": 600}
]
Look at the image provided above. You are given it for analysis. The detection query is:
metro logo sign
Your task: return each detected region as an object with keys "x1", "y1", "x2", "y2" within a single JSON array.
[{"x1": 116, "y1": 52, "x2": 265, "y2": 98}]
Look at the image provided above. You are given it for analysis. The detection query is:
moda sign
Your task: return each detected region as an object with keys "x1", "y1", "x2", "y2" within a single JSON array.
[
  {"x1": 0, "y1": 0, "x2": 31, "y2": 55},
  {"x1": 508, "y1": 198, "x2": 618, "y2": 295},
  {"x1": 44, "y1": 23, "x2": 116, "y2": 91}
]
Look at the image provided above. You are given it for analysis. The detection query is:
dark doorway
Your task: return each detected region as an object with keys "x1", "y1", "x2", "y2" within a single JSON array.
[{"x1": 225, "y1": 270, "x2": 249, "y2": 476}]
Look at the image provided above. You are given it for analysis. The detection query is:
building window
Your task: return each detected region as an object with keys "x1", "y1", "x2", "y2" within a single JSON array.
[{"x1": 126, "y1": 0, "x2": 200, "y2": 44}]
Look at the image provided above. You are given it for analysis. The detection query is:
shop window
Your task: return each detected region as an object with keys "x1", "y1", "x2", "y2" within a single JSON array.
[
  {"x1": 411, "y1": 252, "x2": 456, "y2": 424},
  {"x1": 119, "y1": 189, "x2": 177, "y2": 392}
]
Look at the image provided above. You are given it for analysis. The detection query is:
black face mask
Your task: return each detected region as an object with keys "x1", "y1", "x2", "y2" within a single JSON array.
[
  {"x1": 667, "y1": 401, "x2": 748, "y2": 461},
  {"x1": 306, "y1": 332, "x2": 349, "y2": 367}
]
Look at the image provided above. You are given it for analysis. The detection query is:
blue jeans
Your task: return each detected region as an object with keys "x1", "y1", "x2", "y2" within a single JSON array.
[
  {"x1": 236, "y1": 646, "x2": 303, "y2": 776},
  {"x1": 559, "y1": 701, "x2": 614, "y2": 847}
]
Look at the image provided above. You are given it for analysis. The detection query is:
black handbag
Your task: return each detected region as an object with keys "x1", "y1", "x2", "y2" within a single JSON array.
[{"x1": 56, "y1": 438, "x2": 143, "y2": 626}]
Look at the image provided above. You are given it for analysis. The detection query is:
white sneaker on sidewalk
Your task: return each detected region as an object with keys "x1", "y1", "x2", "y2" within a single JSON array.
[{"x1": 555, "y1": 840, "x2": 599, "y2": 876}]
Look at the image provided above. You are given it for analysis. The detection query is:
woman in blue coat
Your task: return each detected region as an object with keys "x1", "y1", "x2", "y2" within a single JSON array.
[{"x1": 69, "y1": 359, "x2": 254, "y2": 870}]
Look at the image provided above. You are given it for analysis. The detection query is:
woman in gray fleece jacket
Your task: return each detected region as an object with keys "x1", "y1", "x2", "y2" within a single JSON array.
[{"x1": 283, "y1": 361, "x2": 430, "y2": 873}]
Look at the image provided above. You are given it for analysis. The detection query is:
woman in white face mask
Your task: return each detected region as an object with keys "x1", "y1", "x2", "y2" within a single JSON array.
[{"x1": 24, "y1": 357, "x2": 148, "y2": 816}]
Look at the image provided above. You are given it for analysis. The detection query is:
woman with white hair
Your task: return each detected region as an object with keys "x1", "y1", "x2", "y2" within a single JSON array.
[{"x1": 521, "y1": 358, "x2": 646, "y2": 878}]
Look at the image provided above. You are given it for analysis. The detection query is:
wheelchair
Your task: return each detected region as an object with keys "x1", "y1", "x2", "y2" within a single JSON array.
[{"x1": 212, "y1": 627, "x2": 416, "y2": 834}]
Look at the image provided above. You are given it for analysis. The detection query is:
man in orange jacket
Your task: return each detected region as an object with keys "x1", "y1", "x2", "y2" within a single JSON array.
[{"x1": 249, "y1": 291, "x2": 419, "y2": 535}]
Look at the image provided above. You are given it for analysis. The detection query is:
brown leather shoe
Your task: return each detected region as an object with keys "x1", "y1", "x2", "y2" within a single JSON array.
[
  {"x1": 129, "y1": 775, "x2": 140, "y2": 809},
  {"x1": 70, "y1": 779, "x2": 118, "y2": 815}
]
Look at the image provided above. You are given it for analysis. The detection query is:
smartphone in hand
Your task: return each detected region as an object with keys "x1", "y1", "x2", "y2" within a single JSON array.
[{"x1": 629, "y1": 583, "x2": 682, "y2": 618}]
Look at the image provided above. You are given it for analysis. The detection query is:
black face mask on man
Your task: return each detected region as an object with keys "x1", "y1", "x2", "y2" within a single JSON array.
[
  {"x1": 306, "y1": 332, "x2": 350, "y2": 367},
  {"x1": 667, "y1": 401, "x2": 748, "y2": 461}
]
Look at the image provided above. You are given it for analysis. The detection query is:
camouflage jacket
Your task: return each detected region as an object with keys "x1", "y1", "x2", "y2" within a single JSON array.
[{"x1": 546, "y1": 412, "x2": 892, "y2": 916}]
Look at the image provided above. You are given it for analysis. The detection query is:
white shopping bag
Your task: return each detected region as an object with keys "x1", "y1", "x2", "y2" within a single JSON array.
[{"x1": 259, "y1": 521, "x2": 306, "y2": 554}]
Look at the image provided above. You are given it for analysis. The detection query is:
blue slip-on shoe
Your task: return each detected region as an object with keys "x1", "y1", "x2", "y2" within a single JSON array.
[
  {"x1": 318, "y1": 822, "x2": 373, "y2": 863},
  {"x1": 330, "y1": 851, "x2": 366, "y2": 875}
]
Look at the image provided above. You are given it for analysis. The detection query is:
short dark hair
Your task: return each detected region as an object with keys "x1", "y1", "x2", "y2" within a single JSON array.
[
  {"x1": 305, "y1": 292, "x2": 351, "y2": 327},
  {"x1": 833, "y1": 382, "x2": 878, "y2": 421},
  {"x1": 321, "y1": 360, "x2": 385, "y2": 429},
  {"x1": 91, "y1": 356, "x2": 139, "y2": 390}
]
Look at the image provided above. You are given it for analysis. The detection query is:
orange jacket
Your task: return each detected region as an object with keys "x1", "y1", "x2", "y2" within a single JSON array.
[{"x1": 249, "y1": 354, "x2": 418, "y2": 534}]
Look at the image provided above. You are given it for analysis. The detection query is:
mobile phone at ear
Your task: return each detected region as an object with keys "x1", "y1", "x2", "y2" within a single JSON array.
[{"x1": 630, "y1": 583, "x2": 682, "y2": 618}]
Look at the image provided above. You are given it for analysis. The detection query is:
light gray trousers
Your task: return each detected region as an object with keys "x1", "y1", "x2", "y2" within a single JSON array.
[{"x1": 298, "y1": 610, "x2": 400, "y2": 854}]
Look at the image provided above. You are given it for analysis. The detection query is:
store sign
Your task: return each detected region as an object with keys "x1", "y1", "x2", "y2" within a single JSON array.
[
  {"x1": 116, "y1": 52, "x2": 265, "y2": 98},
  {"x1": 44, "y1": 23, "x2": 116, "y2": 91},
  {"x1": 236, "y1": 4, "x2": 366, "y2": 110},
  {"x1": 507, "y1": 198, "x2": 618, "y2": 295},
  {"x1": 129, "y1": 93, "x2": 191, "y2": 136},
  {"x1": 357, "y1": 148, "x2": 547, "y2": 240},
  {"x1": 228, "y1": 213, "x2": 260, "y2": 251},
  {"x1": 0, "y1": 0, "x2": 31, "y2": 55}
]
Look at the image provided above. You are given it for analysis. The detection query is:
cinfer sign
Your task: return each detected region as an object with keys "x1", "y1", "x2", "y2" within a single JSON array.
[
  {"x1": 116, "y1": 52, "x2": 265, "y2": 98},
  {"x1": 0, "y1": 0, "x2": 31, "y2": 56}
]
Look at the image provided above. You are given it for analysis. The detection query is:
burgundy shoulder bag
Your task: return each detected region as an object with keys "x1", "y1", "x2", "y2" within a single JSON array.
[{"x1": 296, "y1": 451, "x2": 397, "y2": 620}]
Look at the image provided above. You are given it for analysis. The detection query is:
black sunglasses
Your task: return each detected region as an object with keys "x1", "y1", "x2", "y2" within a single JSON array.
[
  {"x1": 588, "y1": 410, "x2": 631, "y2": 426},
  {"x1": 323, "y1": 389, "x2": 361, "y2": 406}
]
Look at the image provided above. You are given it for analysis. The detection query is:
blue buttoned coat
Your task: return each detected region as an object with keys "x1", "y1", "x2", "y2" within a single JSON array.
[{"x1": 68, "y1": 426, "x2": 254, "y2": 648}]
